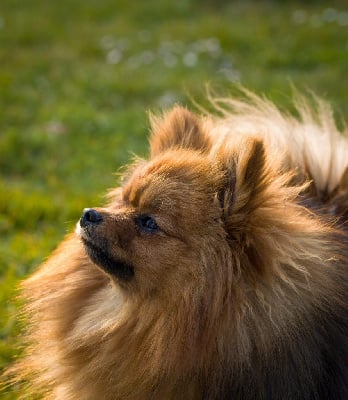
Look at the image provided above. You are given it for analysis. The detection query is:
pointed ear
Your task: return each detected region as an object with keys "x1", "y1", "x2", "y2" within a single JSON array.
[
  {"x1": 216, "y1": 138, "x2": 268, "y2": 223},
  {"x1": 149, "y1": 106, "x2": 211, "y2": 157}
]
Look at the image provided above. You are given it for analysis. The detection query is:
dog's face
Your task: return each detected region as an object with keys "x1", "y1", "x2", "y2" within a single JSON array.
[
  {"x1": 77, "y1": 106, "x2": 269, "y2": 300},
  {"x1": 78, "y1": 148, "x2": 227, "y2": 297}
]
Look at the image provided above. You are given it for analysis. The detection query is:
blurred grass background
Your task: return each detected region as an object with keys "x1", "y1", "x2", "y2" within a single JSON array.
[{"x1": 1, "y1": 0, "x2": 348, "y2": 397}]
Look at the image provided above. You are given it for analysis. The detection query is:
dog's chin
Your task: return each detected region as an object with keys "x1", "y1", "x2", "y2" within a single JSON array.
[{"x1": 81, "y1": 237, "x2": 134, "y2": 282}]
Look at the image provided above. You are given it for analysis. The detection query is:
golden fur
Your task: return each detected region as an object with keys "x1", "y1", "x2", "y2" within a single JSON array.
[{"x1": 6, "y1": 91, "x2": 348, "y2": 399}]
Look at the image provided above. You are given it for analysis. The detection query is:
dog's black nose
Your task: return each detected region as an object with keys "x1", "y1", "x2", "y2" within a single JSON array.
[{"x1": 80, "y1": 208, "x2": 103, "y2": 228}]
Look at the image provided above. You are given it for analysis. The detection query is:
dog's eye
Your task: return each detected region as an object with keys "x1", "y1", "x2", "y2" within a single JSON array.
[{"x1": 135, "y1": 215, "x2": 159, "y2": 233}]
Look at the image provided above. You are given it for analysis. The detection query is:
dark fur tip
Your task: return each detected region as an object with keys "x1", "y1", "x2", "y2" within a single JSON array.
[{"x1": 82, "y1": 239, "x2": 134, "y2": 281}]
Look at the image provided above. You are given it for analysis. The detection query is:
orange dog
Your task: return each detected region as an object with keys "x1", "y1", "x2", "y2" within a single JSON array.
[{"x1": 12, "y1": 92, "x2": 348, "y2": 399}]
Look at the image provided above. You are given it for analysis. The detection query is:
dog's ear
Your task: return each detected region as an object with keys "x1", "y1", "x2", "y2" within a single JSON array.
[
  {"x1": 149, "y1": 106, "x2": 211, "y2": 157},
  {"x1": 216, "y1": 138, "x2": 269, "y2": 235}
]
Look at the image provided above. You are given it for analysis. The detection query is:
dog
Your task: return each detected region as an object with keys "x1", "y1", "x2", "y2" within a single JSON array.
[{"x1": 10, "y1": 91, "x2": 348, "y2": 399}]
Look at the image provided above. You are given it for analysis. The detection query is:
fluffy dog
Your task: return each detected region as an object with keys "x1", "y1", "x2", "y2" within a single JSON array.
[{"x1": 11, "y1": 92, "x2": 348, "y2": 399}]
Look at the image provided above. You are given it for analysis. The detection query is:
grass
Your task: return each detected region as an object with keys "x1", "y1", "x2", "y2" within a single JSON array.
[{"x1": 1, "y1": 0, "x2": 348, "y2": 397}]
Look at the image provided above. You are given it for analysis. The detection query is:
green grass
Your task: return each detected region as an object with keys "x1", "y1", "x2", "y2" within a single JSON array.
[{"x1": 1, "y1": 0, "x2": 348, "y2": 396}]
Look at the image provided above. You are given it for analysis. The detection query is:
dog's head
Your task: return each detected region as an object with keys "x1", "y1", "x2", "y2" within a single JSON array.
[
  {"x1": 78, "y1": 150, "x2": 227, "y2": 297},
  {"x1": 77, "y1": 106, "x2": 282, "y2": 299}
]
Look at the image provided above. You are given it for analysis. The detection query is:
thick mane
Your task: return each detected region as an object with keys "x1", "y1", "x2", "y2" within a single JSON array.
[{"x1": 204, "y1": 91, "x2": 348, "y2": 195}]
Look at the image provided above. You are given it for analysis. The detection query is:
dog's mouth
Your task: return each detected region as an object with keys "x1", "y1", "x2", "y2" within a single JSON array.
[{"x1": 82, "y1": 238, "x2": 134, "y2": 282}]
